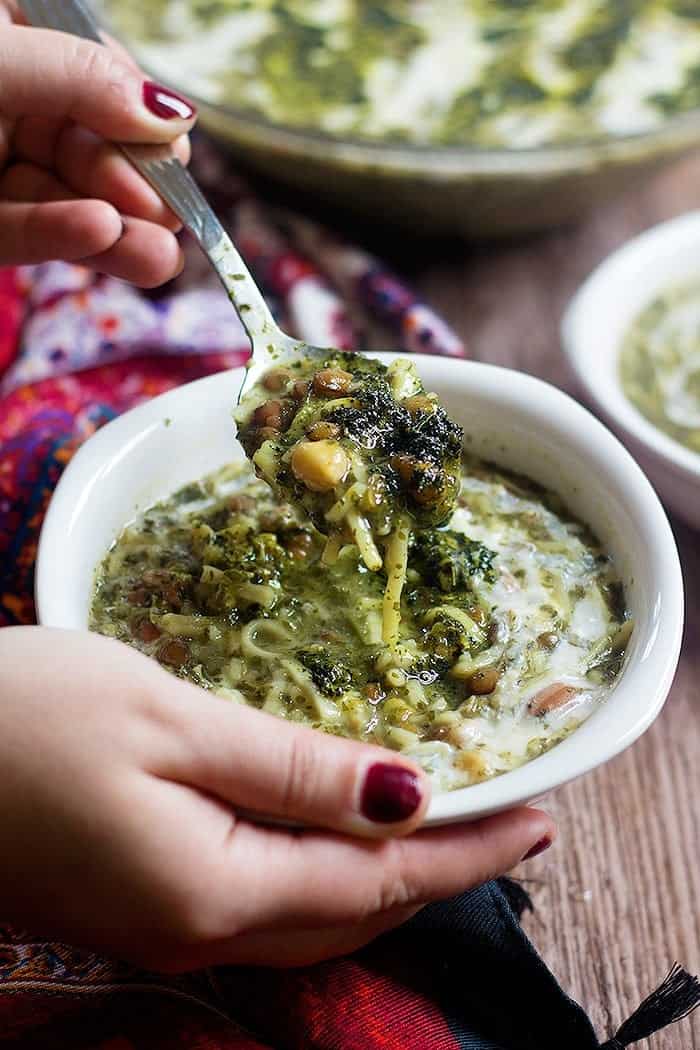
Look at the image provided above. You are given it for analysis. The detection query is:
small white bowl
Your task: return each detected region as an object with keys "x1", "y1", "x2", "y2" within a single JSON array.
[
  {"x1": 562, "y1": 211, "x2": 700, "y2": 530},
  {"x1": 36, "y1": 355, "x2": 683, "y2": 826}
]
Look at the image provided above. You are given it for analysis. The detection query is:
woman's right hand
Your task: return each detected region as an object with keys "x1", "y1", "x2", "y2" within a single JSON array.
[{"x1": 0, "y1": 626, "x2": 554, "y2": 972}]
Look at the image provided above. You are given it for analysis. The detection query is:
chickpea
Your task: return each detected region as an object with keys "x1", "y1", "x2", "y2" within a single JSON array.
[
  {"x1": 312, "y1": 368, "x2": 353, "y2": 398},
  {"x1": 292, "y1": 380, "x2": 310, "y2": 401},
  {"x1": 455, "y1": 750, "x2": 491, "y2": 781},
  {"x1": 290, "y1": 439, "x2": 349, "y2": 492},
  {"x1": 403, "y1": 394, "x2": 435, "y2": 414},
  {"x1": 468, "y1": 668, "x2": 500, "y2": 695},
  {"x1": 262, "y1": 367, "x2": 291, "y2": 391},
  {"x1": 306, "y1": 420, "x2": 341, "y2": 441}
]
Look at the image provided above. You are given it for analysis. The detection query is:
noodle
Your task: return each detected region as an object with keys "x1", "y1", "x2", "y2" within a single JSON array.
[{"x1": 382, "y1": 519, "x2": 410, "y2": 646}]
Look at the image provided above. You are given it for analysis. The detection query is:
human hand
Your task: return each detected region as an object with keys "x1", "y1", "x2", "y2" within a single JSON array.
[
  {"x1": 0, "y1": 3, "x2": 197, "y2": 285},
  {"x1": 0, "y1": 627, "x2": 554, "y2": 972}
]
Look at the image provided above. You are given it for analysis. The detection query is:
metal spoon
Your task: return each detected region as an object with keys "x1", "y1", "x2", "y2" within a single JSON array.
[{"x1": 19, "y1": 0, "x2": 323, "y2": 401}]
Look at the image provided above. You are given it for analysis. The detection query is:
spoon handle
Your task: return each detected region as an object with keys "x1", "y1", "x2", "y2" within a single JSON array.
[{"x1": 19, "y1": 0, "x2": 279, "y2": 350}]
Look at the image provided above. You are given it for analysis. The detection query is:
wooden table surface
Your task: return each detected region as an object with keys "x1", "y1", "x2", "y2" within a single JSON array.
[{"x1": 406, "y1": 154, "x2": 700, "y2": 1049}]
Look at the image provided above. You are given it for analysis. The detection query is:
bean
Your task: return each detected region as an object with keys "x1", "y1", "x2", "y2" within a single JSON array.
[
  {"x1": 306, "y1": 420, "x2": 341, "y2": 441},
  {"x1": 390, "y1": 454, "x2": 416, "y2": 483},
  {"x1": 259, "y1": 505, "x2": 296, "y2": 531},
  {"x1": 158, "y1": 639, "x2": 190, "y2": 667},
  {"x1": 262, "y1": 368, "x2": 291, "y2": 391},
  {"x1": 257, "y1": 426, "x2": 281, "y2": 445},
  {"x1": 455, "y1": 749, "x2": 491, "y2": 781},
  {"x1": 528, "y1": 683, "x2": 578, "y2": 716},
  {"x1": 468, "y1": 668, "x2": 500, "y2": 695},
  {"x1": 229, "y1": 494, "x2": 255, "y2": 513},
  {"x1": 285, "y1": 531, "x2": 314, "y2": 559},
  {"x1": 290, "y1": 439, "x2": 349, "y2": 492},
  {"x1": 412, "y1": 477, "x2": 443, "y2": 506},
  {"x1": 403, "y1": 394, "x2": 434, "y2": 414},
  {"x1": 292, "y1": 380, "x2": 310, "y2": 401},
  {"x1": 136, "y1": 619, "x2": 161, "y2": 643},
  {"x1": 312, "y1": 368, "x2": 353, "y2": 398},
  {"x1": 252, "y1": 399, "x2": 295, "y2": 431},
  {"x1": 142, "y1": 571, "x2": 185, "y2": 610}
]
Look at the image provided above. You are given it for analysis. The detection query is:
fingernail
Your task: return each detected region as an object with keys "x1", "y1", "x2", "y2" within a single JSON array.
[
  {"x1": 143, "y1": 81, "x2": 196, "y2": 120},
  {"x1": 522, "y1": 835, "x2": 553, "y2": 861},
  {"x1": 361, "y1": 763, "x2": 422, "y2": 823}
]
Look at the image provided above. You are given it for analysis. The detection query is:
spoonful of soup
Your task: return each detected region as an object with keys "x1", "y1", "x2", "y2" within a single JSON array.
[
  {"x1": 20, "y1": 0, "x2": 463, "y2": 646},
  {"x1": 234, "y1": 353, "x2": 462, "y2": 643}
]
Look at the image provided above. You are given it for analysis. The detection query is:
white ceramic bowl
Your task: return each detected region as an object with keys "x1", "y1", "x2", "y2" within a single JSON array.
[
  {"x1": 562, "y1": 211, "x2": 700, "y2": 530},
  {"x1": 36, "y1": 355, "x2": 683, "y2": 826}
]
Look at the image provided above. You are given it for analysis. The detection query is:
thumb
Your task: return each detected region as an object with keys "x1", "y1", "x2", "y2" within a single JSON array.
[
  {"x1": 163, "y1": 676, "x2": 432, "y2": 838},
  {"x1": 0, "y1": 26, "x2": 196, "y2": 142}
]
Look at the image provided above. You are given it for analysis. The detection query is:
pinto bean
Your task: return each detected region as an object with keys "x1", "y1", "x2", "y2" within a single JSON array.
[
  {"x1": 157, "y1": 639, "x2": 190, "y2": 668},
  {"x1": 312, "y1": 368, "x2": 353, "y2": 398},
  {"x1": 136, "y1": 619, "x2": 161, "y2": 643},
  {"x1": 528, "y1": 683, "x2": 579, "y2": 716},
  {"x1": 252, "y1": 399, "x2": 295, "y2": 432},
  {"x1": 262, "y1": 368, "x2": 291, "y2": 391}
]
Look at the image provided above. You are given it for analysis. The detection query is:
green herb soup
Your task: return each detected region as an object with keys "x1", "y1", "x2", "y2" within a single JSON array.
[
  {"x1": 89, "y1": 459, "x2": 631, "y2": 791},
  {"x1": 102, "y1": 0, "x2": 700, "y2": 148},
  {"x1": 620, "y1": 281, "x2": 700, "y2": 455}
]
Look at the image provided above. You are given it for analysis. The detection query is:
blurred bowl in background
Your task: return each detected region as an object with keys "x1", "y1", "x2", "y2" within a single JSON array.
[
  {"x1": 192, "y1": 101, "x2": 700, "y2": 240},
  {"x1": 562, "y1": 211, "x2": 700, "y2": 530}
]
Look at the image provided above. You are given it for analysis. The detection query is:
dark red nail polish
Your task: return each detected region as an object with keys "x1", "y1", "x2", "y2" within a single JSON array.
[
  {"x1": 143, "y1": 81, "x2": 196, "y2": 120},
  {"x1": 361, "y1": 763, "x2": 422, "y2": 823},
  {"x1": 522, "y1": 835, "x2": 553, "y2": 861}
]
